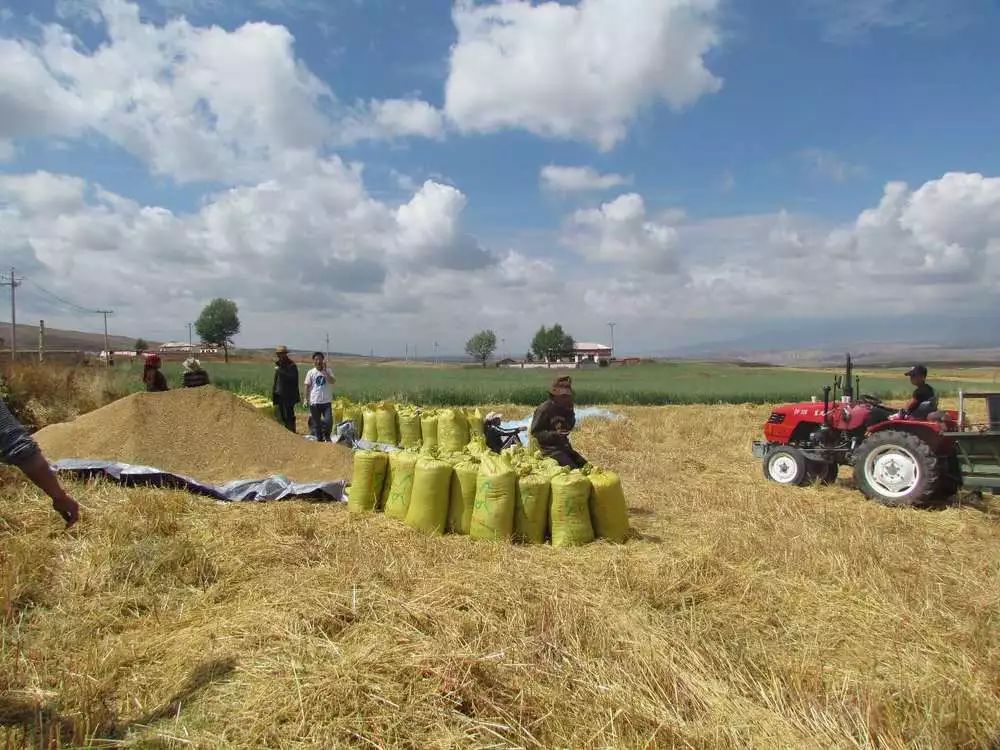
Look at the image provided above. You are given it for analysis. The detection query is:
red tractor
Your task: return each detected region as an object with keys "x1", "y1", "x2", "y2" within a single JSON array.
[{"x1": 752, "y1": 355, "x2": 962, "y2": 506}]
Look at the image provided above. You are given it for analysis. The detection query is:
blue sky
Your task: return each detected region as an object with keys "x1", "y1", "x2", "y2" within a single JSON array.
[{"x1": 1, "y1": 0, "x2": 999, "y2": 356}]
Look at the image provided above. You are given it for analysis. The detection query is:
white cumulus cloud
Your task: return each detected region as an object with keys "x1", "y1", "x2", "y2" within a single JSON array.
[
  {"x1": 0, "y1": 0, "x2": 442, "y2": 184},
  {"x1": 445, "y1": 0, "x2": 723, "y2": 150},
  {"x1": 566, "y1": 193, "x2": 681, "y2": 273},
  {"x1": 540, "y1": 165, "x2": 632, "y2": 193},
  {"x1": 0, "y1": 162, "x2": 496, "y2": 326}
]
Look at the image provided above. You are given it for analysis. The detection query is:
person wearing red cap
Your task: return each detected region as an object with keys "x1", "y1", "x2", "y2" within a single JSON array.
[
  {"x1": 142, "y1": 353, "x2": 168, "y2": 392},
  {"x1": 530, "y1": 376, "x2": 588, "y2": 468}
]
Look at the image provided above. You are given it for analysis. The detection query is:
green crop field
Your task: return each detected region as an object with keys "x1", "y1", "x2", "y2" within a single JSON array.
[{"x1": 112, "y1": 359, "x2": 998, "y2": 406}]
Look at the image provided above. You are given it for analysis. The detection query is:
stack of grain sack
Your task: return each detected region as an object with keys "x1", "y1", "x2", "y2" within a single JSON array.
[
  {"x1": 347, "y1": 441, "x2": 630, "y2": 547},
  {"x1": 331, "y1": 398, "x2": 485, "y2": 453},
  {"x1": 237, "y1": 394, "x2": 280, "y2": 423}
]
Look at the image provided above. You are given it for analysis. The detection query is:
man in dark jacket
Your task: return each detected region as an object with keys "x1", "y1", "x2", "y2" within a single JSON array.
[
  {"x1": 272, "y1": 345, "x2": 300, "y2": 432},
  {"x1": 530, "y1": 376, "x2": 588, "y2": 468},
  {"x1": 1, "y1": 399, "x2": 79, "y2": 526}
]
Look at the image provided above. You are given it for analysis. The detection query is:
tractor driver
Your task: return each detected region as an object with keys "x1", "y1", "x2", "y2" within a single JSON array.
[{"x1": 897, "y1": 365, "x2": 937, "y2": 420}]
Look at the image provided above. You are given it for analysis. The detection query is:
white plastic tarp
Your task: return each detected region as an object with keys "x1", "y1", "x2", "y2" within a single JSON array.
[{"x1": 53, "y1": 459, "x2": 346, "y2": 502}]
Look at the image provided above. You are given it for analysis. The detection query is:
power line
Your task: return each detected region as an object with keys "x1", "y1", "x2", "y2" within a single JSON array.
[{"x1": 21, "y1": 277, "x2": 104, "y2": 315}]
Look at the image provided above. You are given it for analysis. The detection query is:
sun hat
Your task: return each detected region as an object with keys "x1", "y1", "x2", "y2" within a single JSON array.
[{"x1": 549, "y1": 375, "x2": 574, "y2": 397}]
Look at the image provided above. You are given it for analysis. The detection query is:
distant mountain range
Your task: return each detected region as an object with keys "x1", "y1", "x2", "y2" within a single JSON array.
[
  {"x1": 0, "y1": 321, "x2": 157, "y2": 353},
  {"x1": 4, "y1": 319, "x2": 997, "y2": 367},
  {"x1": 663, "y1": 313, "x2": 1000, "y2": 366}
]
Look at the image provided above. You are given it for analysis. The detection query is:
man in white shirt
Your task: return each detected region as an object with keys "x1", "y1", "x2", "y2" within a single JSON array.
[{"x1": 303, "y1": 351, "x2": 336, "y2": 442}]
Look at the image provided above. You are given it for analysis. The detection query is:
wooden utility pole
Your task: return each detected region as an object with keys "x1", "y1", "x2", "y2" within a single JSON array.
[
  {"x1": 325, "y1": 332, "x2": 330, "y2": 361},
  {"x1": 4, "y1": 267, "x2": 20, "y2": 361},
  {"x1": 97, "y1": 310, "x2": 114, "y2": 366},
  {"x1": 38, "y1": 320, "x2": 45, "y2": 362},
  {"x1": 188, "y1": 322, "x2": 194, "y2": 348}
]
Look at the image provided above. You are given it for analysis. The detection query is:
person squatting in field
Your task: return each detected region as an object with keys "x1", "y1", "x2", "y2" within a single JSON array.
[
  {"x1": 304, "y1": 352, "x2": 336, "y2": 442},
  {"x1": 272, "y1": 345, "x2": 300, "y2": 432},
  {"x1": 0, "y1": 398, "x2": 79, "y2": 526},
  {"x1": 181, "y1": 357, "x2": 210, "y2": 388},
  {"x1": 142, "y1": 353, "x2": 168, "y2": 392},
  {"x1": 530, "y1": 376, "x2": 589, "y2": 469}
]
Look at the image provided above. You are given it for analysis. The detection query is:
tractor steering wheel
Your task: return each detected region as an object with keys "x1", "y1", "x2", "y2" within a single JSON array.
[{"x1": 860, "y1": 394, "x2": 884, "y2": 407}]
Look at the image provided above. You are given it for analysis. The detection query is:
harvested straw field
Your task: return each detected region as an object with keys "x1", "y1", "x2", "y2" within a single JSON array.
[{"x1": 3, "y1": 403, "x2": 1000, "y2": 748}]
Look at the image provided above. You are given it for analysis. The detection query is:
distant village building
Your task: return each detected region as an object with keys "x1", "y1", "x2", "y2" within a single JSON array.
[
  {"x1": 158, "y1": 341, "x2": 221, "y2": 355},
  {"x1": 572, "y1": 342, "x2": 613, "y2": 363}
]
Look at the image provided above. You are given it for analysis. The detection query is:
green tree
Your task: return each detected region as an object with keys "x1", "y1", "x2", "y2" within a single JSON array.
[
  {"x1": 465, "y1": 330, "x2": 497, "y2": 368},
  {"x1": 134, "y1": 338, "x2": 149, "y2": 354},
  {"x1": 531, "y1": 324, "x2": 575, "y2": 362},
  {"x1": 195, "y1": 298, "x2": 240, "y2": 363}
]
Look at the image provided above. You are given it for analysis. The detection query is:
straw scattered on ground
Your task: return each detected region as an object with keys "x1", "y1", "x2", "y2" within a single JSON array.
[
  {"x1": 33, "y1": 386, "x2": 352, "y2": 483},
  {"x1": 3, "y1": 403, "x2": 1000, "y2": 748}
]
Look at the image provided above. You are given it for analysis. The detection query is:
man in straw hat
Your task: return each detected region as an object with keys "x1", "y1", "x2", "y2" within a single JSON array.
[
  {"x1": 530, "y1": 375, "x2": 588, "y2": 468},
  {"x1": 272, "y1": 345, "x2": 300, "y2": 432},
  {"x1": 181, "y1": 357, "x2": 210, "y2": 388}
]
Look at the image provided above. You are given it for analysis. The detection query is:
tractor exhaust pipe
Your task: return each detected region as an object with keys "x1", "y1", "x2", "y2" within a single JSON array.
[
  {"x1": 843, "y1": 353, "x2": 854, "y2": 402},
  {"x1": 823, "y1": 385, "x2": 831, "y2": 426}
]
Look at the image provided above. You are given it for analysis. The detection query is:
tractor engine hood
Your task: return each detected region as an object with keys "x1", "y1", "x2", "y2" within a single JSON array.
[{"x1": 764, "y1": 401, "x2": 830, "y2": 442}]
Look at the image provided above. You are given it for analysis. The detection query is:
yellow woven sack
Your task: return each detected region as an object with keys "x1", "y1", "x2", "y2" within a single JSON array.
[
  {"x1": 471, "y1": 453, "x2": 517, "y2": 541},
  {"x1": 438, "y1": 408, "x2": 469, "y2": 453},
  {"x1": 376, "y1": 402, "x2": 398, "y2": 446},
  {"x1": 466, "y1": 408, "x2": 485, "y2": 439},
  {"x1": 588, "y1": 469, "x2": 629, "y2": 543},
  {"x1": 345, "y1": 405, "x2": 365, "y2": 435},
  {"x1": 362, "y1": 407, "x2": 379, "y2": 443},
  {"x1": 382, "y1": 451, "x2": 419, "y2": 521},
  {"x1": 420, "y1": 412, "x2": 438, "y2": 451},
  {"x1": 404, "y1": 457, "x2": 453, "y2": 534},
  {"x1": 448, "y1": 457, "x2": 480, "y2": 534},
  {"x1": 550, "y1": 472, "x2": 595, "y2": 547},
  {"x1": 348, "y1": 450, "x2": 388, "y2": 514},
  {"x1": 514, "y1": 472, "x2": 551, "y2": 544},
  {"x1": 398, "y1": 408, "x2": 422, "y2": 449},
  {"x1": 466, "y1": 436, "x2": 487, "y2": 458}
]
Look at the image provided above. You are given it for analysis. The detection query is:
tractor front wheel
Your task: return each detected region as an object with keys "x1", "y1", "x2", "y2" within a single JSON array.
[
  {"x1": 763, "y1": 446, "x2": 809, "y2": 486},
  {"x1": 853, "y1": 430, "x2": 940, "y2": 506}
]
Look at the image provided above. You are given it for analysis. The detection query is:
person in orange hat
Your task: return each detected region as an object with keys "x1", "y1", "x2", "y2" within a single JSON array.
[{"x1": 530, "y1": 375, "x2": 588, "y2": 468}]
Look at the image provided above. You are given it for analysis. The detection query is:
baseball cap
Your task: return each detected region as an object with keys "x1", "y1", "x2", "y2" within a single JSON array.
[{"x1": 905, "y1": 364, "x2": 928, "y2": 377}]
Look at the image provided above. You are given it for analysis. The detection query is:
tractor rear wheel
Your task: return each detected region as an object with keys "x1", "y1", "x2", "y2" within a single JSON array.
[
  {"x1": 853, "y1": 430, "x2": 940, "y2": 506},
  {"x1": 763, "y1": 446, "x2": 809, "y2": 486}
]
